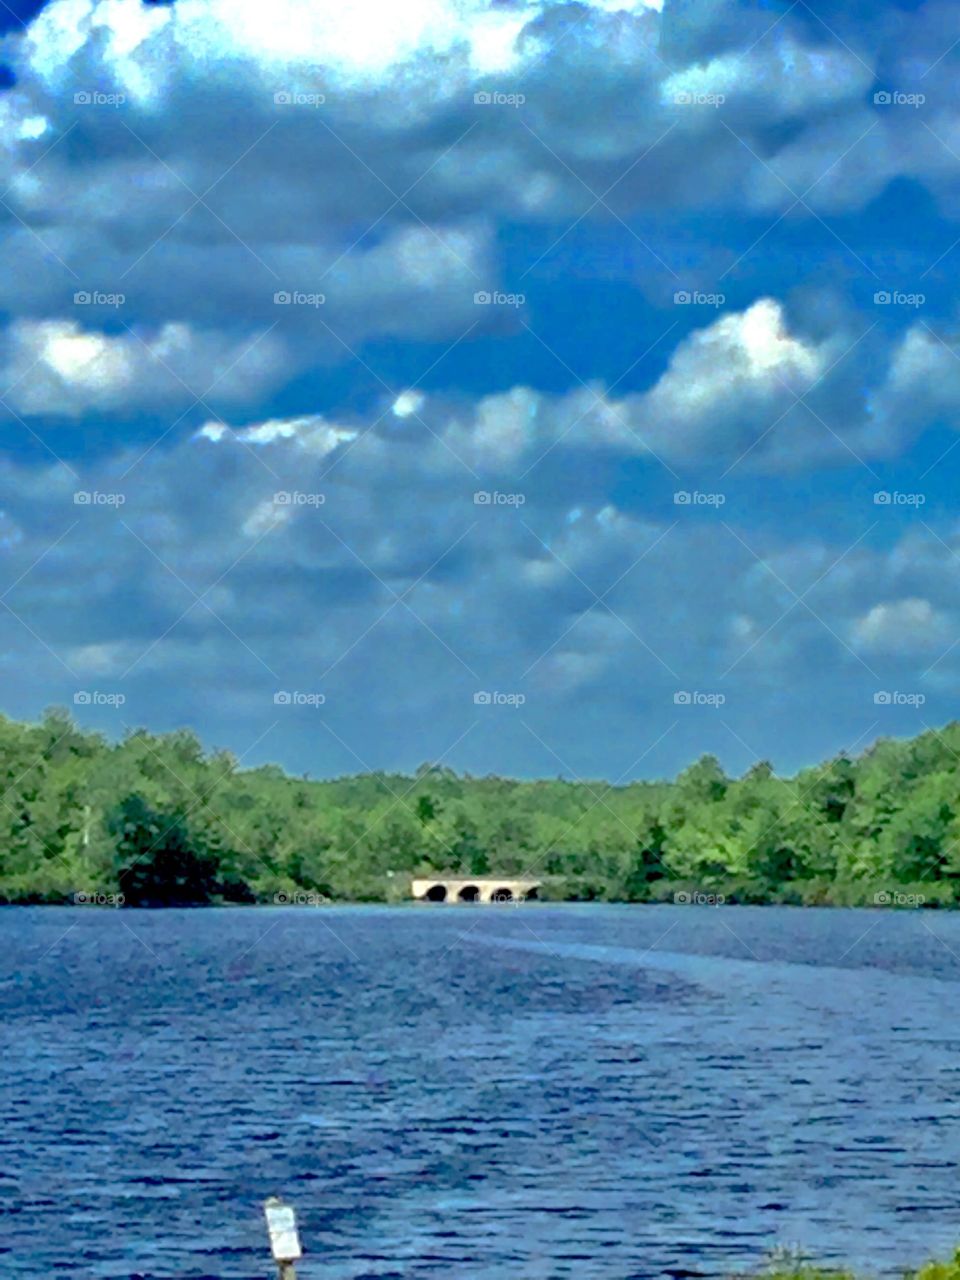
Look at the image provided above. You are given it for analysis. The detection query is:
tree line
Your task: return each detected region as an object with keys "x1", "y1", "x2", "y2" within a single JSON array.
[{"x1": 2, "y1": 708, "x2": 959, "y2": 907}]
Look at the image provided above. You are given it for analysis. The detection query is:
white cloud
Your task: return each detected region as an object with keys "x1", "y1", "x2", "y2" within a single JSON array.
[
  {"x1": 1, "y1": 319, "x2": 288, "y2": 415},
  {"x1": 21, "y1": 0, "x2": 664, "y2": 100},
  {"x1": 241, "y1": 498, "x2": 287, "y2": 538},
  {"x1": 635, "y1": 298, "x2": 825, "y2": 459},
  {"x1": 173, "y1": 296, "x2": 960, "y2": 477},
  {"x1": 0, "y1": 0, "x2": 947, "y2": 448},
  {"x1": 0, "y1": 390, "x2": 956, "y2": 777},
  {"x1": 435, "y1": 299, "x2": 844, "y2": 469},
  {"x1": 198, "y1": 413, "x2": 356, "y2": 454},
  {"x1": 392, "y1": 390, "x2": 425, "y2": 419},
  {"x1": 65, "y1": 640, "x2": 130, "y2": 675},
  {"x1": 663, "y1": 39, "x2": 872, "y2": 117},
  {"x1": 852, "y1": 598, "x2": 951, "y2": 654},
  {"x1": 0, "y1": 0, "x2": 937, "y2": 300}
]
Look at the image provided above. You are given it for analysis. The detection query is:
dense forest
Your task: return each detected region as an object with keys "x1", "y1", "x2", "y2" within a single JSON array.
[{"x1": 2, "y1": 709, "x2": 960, "y2": 906}]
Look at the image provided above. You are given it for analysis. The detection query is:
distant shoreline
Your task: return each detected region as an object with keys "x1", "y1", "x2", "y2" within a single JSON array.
[
  {"x1": 2, "y1": 894, "x2": 950, "y2": 910},
  {"x1": 2, "y1": 712, "x2": 959, "y2": 912}
]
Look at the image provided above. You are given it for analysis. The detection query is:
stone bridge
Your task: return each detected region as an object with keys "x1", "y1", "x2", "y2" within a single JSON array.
[{"x1": 411, "y1": 876, "x2": 542, "y2": 904}]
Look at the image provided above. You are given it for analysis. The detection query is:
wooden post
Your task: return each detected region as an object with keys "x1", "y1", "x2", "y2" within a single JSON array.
[{"x1": 264, "y1": 1197, "x2": 301, "y2": 1280}]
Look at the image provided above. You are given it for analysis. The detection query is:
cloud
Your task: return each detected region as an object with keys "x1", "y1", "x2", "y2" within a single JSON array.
[
  {"x1": 0, "y1": 318, "x2": 288, "y2": 415},
  {"x1": 662, "y1": 38, "x2": 873, "y2": 119},
  {"x1": 419, "y1": 299, "x2": 929, "y2": 471},
  {"x1": 633, "y1": 298, "x2": 827, "y2": 462},
  {"x1": 852, "y1": 597, "x2": 951, "y2": 654},
  {"x1": 872, "y1": 326, "x2": 960, "y2": 438},
  {"x1": 1, "y1": 0, "x2": 960, "y2": 784},
  {"x1": 197, "y1": 413, "x2": 356, "y2": 453},
  {"x1": 18, "y1": 0, "x2": 664, "y2": 98},
  {"x1": 0, "y1": 0, "x2": 949, "y2": 326},
  {"x1": 0, "y1": 285, "x2": 946, "y2": 486},
  {"x1": 392, "y1": 390, "x2": 426, "y2": 419},
  {"x1": 0, "y1": 0, "x2": 950, "y2": 450},
  {"x1": 0, "y1": 381, "x2": 954, "y2": 778}
]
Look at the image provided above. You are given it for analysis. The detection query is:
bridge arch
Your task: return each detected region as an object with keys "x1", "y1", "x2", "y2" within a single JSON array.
[{"x1": 411, "y1": 876, "x2": 541, "y2": 904}]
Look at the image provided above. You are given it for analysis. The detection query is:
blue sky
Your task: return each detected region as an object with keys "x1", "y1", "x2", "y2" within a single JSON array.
[{"x1": 0, "y1": 0, "x2": 958, "y2": 781}]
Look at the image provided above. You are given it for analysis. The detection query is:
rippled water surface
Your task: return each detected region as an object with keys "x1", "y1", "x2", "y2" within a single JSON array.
[{"x1": 4, "y1": 904, "x2": 960, "y2": 1278}]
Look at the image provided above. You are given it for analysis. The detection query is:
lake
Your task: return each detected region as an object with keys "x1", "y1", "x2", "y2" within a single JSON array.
[{"x1": 3, "y1": 903, "x2": 960, "y2": 1278}]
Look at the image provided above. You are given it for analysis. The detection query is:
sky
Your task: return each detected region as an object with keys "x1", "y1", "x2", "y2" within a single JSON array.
[{"x1": 0, "y1": 0, "x2": 957, "y2": 781}]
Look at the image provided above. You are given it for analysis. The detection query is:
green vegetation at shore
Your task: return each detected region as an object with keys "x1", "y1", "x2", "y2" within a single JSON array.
[
  {"x1": 749, "y1": 1245, "x2": 960, "y2": 1280},
  {"x1": 3, "y1": 709, "x2": 960, "y2": 906}
]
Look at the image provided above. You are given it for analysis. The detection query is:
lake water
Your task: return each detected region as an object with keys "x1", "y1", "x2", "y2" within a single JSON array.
[{"x1": 3, "y1": 903, "x2": 960, "y2": 1278}]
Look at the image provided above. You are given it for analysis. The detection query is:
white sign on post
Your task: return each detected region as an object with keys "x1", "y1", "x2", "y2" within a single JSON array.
[{"x1": 264, "y1": 1197, "x2": 302, "y2": 1262}]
